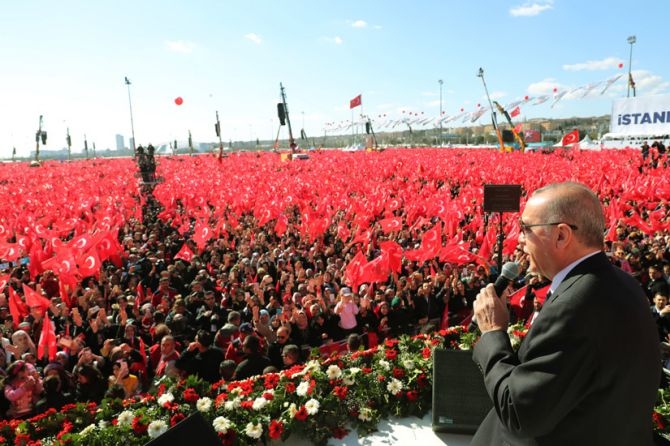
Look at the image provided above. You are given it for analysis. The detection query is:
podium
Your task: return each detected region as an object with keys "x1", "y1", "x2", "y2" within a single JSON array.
[
  {"x1": 432, "y1": 349, "x2": 492, "y2": 434},
  {"x1": 144, "y1": 412, "x2": 220, "y2": 446}
]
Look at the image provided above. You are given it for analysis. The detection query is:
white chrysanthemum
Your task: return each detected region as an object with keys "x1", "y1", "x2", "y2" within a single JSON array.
[
  {"x1": 196, "y1": 397, "x2": 213, "y2": 413},
  {"x1": 348, "y1": 367, "x2": 361, "y2": 375},
  {"x1": 98, "y1": 419, "x2": 108, "y2": 429},
  {"x1": 305, "y1": 398, "x2": 320, "y2": 415},
  {"x1": 343, "y1": 375, "x2": 355, "y2": 386},
  {"x1": 387, "y1": 378, "x2": 403, "y2": 395},
  {"x1": 458, "y1": 343, "x2": 471, "y2": 351},
  {"x1": 157, "y1": 392, "x2": 174, "y2": 406},
  {"x1": 358, "y1": 407, "x2": 374, "y2": 422},
  {"x1": 252, "y1": 396, "x2": 269, "y2": 410},
  {"x1": 378, "y1": 359, "x2": 390, "y2": 371},
  {"x1": 212, "y1": 416, "x2": 232, "y2": 434},
  {"x1": 510, "y1": 336, "x2": 521, "y2": 350},
  {"x1": 79, "y1": 424, "x2": 97, "y2": 437},
  {"x1": 117, "y1": 410, "x2": 134, "y2": 426},
  {"x1": 288, "y1": 402, "x2": 298, "y2": 417},
  {"x1": 296, "y1": 381, "x2": 310, "y2": 397},
  {"x1": 147, "y1": 420, "x2": 168, "y2": 439},
  {"x1": 229, "y1": 387, "x2": 243, "y2": 396},
  {"x1": 223, "y1": 396, "x2": 241, "y2": 411},
  {"x1": 245, "y1": 421, "x2": 263, "y2": 439},
  {"x1": 402, "y1": 359, "x2": 415, "y2": 370},
  {"x1": 326, "y1": 364, "x2": 342, "y2": 379}
]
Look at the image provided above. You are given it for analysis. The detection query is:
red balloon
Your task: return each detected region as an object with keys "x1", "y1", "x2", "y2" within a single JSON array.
[
  {"x1": 524, "y1": 95, "x2": 529, "y2": 100},
  {"x1": 175, "y1": 97, "x2": 184, "y2": 106},
  {"x1": 618, "y1": 63, "x2": 624, "y2": 69},
  {"x1": 460, "y1": 108, "x2": 464, "y2": 112},
  {"x1": 553, "y1": 87, "x2": 558, "y2": 92},
  {"x1": 477, "y1": 103, "x2": 480, "y2": 107}
]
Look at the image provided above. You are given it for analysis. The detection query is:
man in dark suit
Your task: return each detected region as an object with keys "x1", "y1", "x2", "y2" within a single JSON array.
[{"x1": 471, "y1": 182, "x2": 660, "y2": 445}]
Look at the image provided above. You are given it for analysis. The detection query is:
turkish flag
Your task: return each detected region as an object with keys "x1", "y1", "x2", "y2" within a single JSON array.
[
  {"x1": 378, "y1": 217, "x2": 402, "y2": 234},
  {"x1": 77, "y1": 249, "x2": 102, "y2": 278},
  {"x1": 8, "y1": 286, "x2": 29, "y2": 328},
  {"x1": 510, "y1": 106, "x2": 521, "y2": 118},
  {"x1": 174, "y1": 243, "x2": 195, "y2": 263},
  {"x1": 349, "y1": 94, "x2": 362, "y2": 109},
  {"x1": 38, "y1": 312, "x2": 57, "y2": 361},
  {"x1": 22, "y1": 283, "x2": 51, "y2": 311},
  {"x1": 344, "y1": 250, "x2": 367, "y2": 290},
  {"x1": 562, "y1": 129, "x2": 579, "y2": 146}
]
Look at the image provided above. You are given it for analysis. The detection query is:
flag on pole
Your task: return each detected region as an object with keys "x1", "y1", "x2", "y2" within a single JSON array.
[
  {"x1": 562, "y1": 129, "x2": 580, "y2": 146},
  {"x1": 510, "y1": 106, "x2": 521, "y2": 118},
  {"x1": 349, "y1": 94, "x2": 362, "y2": 109}
]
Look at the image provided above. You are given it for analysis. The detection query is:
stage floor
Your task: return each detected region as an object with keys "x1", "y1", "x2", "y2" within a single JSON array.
[{"x1": 285, "y1": 411, "x2": 473, "y2": 445}]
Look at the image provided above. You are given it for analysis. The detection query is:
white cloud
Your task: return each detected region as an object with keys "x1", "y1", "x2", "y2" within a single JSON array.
[
  {"x1": 563, "y1": 57, "x2": 624, "y2": 71},
  {"x1": 351, "y1": 20, "x2": 367, "y2": 28},
  {"x1": 323, "y1": 36, "x2": 343, "y2": 45},
  {"x1": 165, "y1": 40, "x2": 195, "y2": 54},
  {"x1": 510, "y1": 2, "x2": 553, "y2": 17},
  {"x1": 631, "y1": 70, "x2": 670, "y2": 95},
  {"x1": 244, "y1": 33, "x2": 262, "y2": 44},
  {"x1": 527, "y1": 78, "x2": 562, "y2": 94}
]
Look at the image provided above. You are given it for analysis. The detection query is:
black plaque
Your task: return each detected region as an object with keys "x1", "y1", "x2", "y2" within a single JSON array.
[{"x1": 483, "y1": 184, "x2": 521, "y2": 213}]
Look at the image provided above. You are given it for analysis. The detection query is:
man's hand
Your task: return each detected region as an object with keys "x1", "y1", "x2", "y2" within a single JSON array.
[{"x1": 473, "y1": 284, "x2": 509, "y2": 333}]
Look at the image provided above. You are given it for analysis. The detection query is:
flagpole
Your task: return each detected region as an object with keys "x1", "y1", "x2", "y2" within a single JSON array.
[
  {"x1": 351, "y1": 109, "x2": 354, "y2": 146},
  {"x1": 626, "y1": 35, "x2": 636, "y2": 98}
]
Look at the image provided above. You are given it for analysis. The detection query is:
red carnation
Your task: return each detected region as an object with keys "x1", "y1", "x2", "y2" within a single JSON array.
[
  {"x1": 362, "y1": 367, "x2": 373, "y2": 374},
  {"x1": 183, "y1": 388, "x2": 200, "y2": 403},
  {"x1": 294, "y1": 405, "x2": 309, "y2": 421},
  {"x1": 417, "y1": 373, "x2": 428, "y2": 388},
  {"x1": 406, "y1": 390, "x2": 419, "y2": 401},
  {"x1": 285, "y1": 382, "x2": 296, "y2": 393},
  {"x1": 170, "y1": 413, "x2": 186, "y2": 426},
  {"x1": 333, "y1": 385, "x2": 348, "y2": 400},
  {"x1": 392, "y1": 367, "x2": 405, "y2": 379},
  {"x1": 268, "y1": 419, "x2": 284, "y2": 440},
  {"x1": 422, "y1": 347, "x2": 432, "y2": 359},
  {"x1": 332, "y1": 427, "x2": 349, "y2": 439},
  {"x1": 264, "y1": 374, "x2": 279, "y2": 389},
  {"x1": 132, "y1": 416, "x2": 148, "y2": 435},
  {"x1": 385, "y1": 349, "x2": 398, "y2": 360},
  {"x1": 653, "y1": 411, "x2": 666, "y2": 430}
]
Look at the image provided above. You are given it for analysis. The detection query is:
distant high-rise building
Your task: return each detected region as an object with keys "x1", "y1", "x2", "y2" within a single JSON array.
[
  {"x1": 115, "y1": 134, "x2": 125, "y2": 150},
  {"x1": 129, "y1": 137, "x2": 135, "y2": 151}
]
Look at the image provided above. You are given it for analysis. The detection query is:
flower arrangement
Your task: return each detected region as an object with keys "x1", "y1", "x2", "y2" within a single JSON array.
[{"x1": 2, "y1": 325, "x2": 667, "y2": 445}]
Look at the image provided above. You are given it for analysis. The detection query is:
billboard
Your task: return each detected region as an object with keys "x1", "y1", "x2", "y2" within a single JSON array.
[{"x1": 610, "y1": 94, "x2": 670, "y2": 135}]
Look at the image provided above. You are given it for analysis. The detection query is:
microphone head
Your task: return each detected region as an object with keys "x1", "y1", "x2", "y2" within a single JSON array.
[{"x1": 500, "y1": 262, "x2": 520, "y2": 280}]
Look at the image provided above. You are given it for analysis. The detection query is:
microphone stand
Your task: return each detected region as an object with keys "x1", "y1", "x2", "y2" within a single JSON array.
[{"x1": 496, "y1": 211, "x2": 504, "y2": 276}]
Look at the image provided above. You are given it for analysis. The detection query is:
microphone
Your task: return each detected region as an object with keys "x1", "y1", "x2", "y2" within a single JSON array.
[
  {"x1": 468, "y1": 262, "x2": 520, "y2": 332},
  {"x1": 494, "y1": 262, "x2": 520, "y2": 297}
]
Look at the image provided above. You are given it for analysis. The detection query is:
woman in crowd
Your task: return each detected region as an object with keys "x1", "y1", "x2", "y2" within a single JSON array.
[{"x1": 2, "y1": 360, "x2": 43, "y2": 419}]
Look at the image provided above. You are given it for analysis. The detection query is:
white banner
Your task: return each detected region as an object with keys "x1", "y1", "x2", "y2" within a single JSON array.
[{"x1": 610, "y1": 94, "x2": 670, "y2": 135}]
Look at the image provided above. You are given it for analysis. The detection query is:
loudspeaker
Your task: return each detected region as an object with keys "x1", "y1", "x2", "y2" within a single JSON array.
[
  {"x1": 502, "y1": 129, "x2": 514, "y2": 143},
  {"x1": 277, "y1": 103, "x2": 286, "y2": 125},
  {"x1": 432, "y1": 349, "x2": 492, "y2": 434},
  {"x1": 483, "y1": 184, "x2": 521, "y2": 213},
  {"x1": 144, "y1": 412, "x2": 220, "y2": 446}
]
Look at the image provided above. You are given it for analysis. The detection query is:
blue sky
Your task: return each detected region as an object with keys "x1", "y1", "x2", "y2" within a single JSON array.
[{"x1": 1, "y1": 0, "x2": 668, "y2": 157}]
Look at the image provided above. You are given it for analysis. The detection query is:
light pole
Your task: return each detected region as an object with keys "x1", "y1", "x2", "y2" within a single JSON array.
[
  {"x1": 35, "y1": 115, "x2": 46, "y2": 162},
  {"x1": 438, "y1": 79, "x2": 444, "y2": 145},
  {"x1": 124, "y1": 77, "x2": 137, "y2": 155},
  {"x1": 627, "y1": 35, "x2": 636, "y2": 98},
  {"x1": 477, "y1": 68, "x2": 504, "y2": 151}
]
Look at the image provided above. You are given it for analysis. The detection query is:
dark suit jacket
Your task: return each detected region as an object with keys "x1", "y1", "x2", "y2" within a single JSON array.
[{"x1": 471, "y1": 252, "x2": 661, "y2": 445}]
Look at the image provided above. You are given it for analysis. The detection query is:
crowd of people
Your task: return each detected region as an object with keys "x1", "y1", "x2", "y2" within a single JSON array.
[{"x1": 0, "y1": 157, "x2": 668, "y2": 422}]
